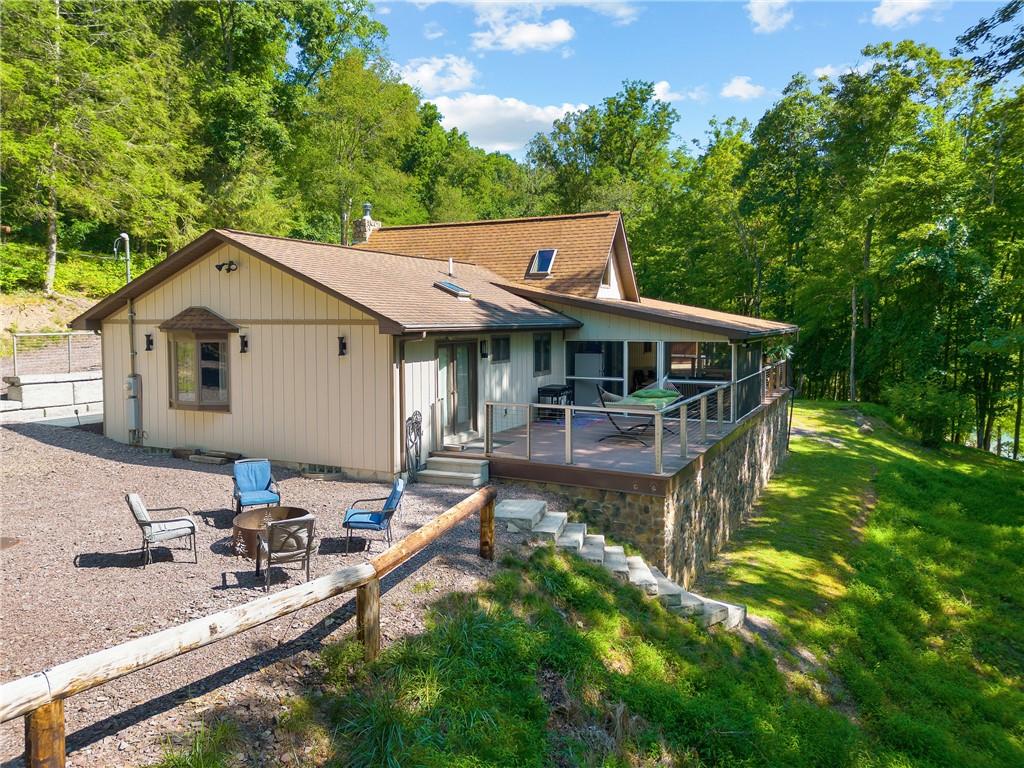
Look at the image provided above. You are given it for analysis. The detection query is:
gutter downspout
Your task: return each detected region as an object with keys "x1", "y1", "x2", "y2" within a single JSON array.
[
  {"x1": 127, "y1": 297, "x2": 141, "y2": 446},
  {"x1": 397, "y1": 337, "x2": 407, "y2": 475}
]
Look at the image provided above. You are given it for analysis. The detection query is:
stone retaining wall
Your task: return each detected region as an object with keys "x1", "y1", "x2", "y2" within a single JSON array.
[{"x1": 496, "y1": 391, "x2": 791, "y2": 587}]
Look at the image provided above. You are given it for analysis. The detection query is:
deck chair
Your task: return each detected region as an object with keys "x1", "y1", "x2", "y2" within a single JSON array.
[
  {"x1": 256, "y1": 515, "x2": 315, "y2": 591},
  {"x1": 343, "y1": 477, "x2": 406, "y2": 553},
  {"x1": 596, "y1": 386, "x2": 650, "y2": 446},
  {"x1": 232, "y1": 459, "x2": 281, "y2": 514},
  {"x1": 125, "y1": 493, "x2": 197, "y2": 567}
]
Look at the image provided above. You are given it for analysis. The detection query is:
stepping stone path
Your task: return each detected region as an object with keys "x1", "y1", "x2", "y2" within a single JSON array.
[{"x1": 495, "y1": 499, "x2": 746, "y2": 630}]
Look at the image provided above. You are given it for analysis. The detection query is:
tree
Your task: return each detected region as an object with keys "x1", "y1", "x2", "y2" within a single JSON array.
[{"x1": 955, "y1": 0, "x2": 1024, "y2": 85}]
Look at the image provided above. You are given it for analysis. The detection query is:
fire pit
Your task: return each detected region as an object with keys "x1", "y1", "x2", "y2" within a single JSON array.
[{"x1": 232, "y1": 506, "x2": 309, "y2": 559}]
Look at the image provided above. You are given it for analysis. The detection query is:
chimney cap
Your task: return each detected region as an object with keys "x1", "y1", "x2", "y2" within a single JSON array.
[{"x1": 362, "y1": 202, "x2": 372, "y2": 217}]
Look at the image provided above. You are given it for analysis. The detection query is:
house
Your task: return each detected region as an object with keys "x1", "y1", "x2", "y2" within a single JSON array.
[{"x1": 72, "y1": 209, "x2": 796, "y2": 484}]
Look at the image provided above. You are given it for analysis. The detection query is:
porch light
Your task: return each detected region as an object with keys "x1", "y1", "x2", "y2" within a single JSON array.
[
  {"x1": 144, "y1": 333, "x2": 154, "y2": 351},
  {"x1": 338, "y1": 336, "x2": 348, "y2": 356},
  {"x1": 215, "y1": 260, "x2": 238, "y2": 273},
  {"x1": 480, "y1": 341, "x2": 488, "y2": 359},
  {"x1": 240, "y1": 335, "x2": 249, "y2": 353}
]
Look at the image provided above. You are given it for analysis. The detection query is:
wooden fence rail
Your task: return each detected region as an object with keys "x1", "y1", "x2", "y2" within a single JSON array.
[{"x1": 0, "y1": 485, "x2": 498, "y2": 767}]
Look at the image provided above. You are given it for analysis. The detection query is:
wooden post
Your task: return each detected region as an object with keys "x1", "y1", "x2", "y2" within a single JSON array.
[
  {"x1": 700, "y1": 396, "x2": 708, "y2": 442},
  {"x1": 717, "y1": 389, "x2": 724, "y2": 434},
  {"x1": 525, "y1": 404, "x2": 532, "y2": 460},
  {"x1": 680, "y1": 402, "x2": 687, "y2": 458},
  {"x1": 654, "y1": 412, "x2": 663, "y2": 474},
  {"x1": 564, "y1": 405, "x2": 573, "y2": 464},
  {"x1": 25, "y1": 699, "x2": 64, "y2": 768},
  {"x1": 479, "y1": 498, "x2": 495, "y2": 560},
  {"x1": 484, "y1": 403, "x2": 493, "y2": 454},
  {"x1": 357, "y1": 577, "x2": 381, "y2": 662}
]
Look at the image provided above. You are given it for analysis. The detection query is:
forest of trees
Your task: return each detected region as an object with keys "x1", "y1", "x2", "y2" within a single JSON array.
[{"x1": 1, "y1": 1, "x2": 1021, "y2": 458}]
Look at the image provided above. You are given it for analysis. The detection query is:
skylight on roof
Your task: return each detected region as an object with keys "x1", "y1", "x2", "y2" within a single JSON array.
[
  {"x1": 529, "y1": 248, "x2": 557, "y2": 276},
  {"x1": 434, "y1": 280, "x2": 472, "y2": 298}
]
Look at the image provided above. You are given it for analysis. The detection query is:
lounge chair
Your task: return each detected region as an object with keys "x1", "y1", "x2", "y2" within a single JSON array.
[
  {"x1": 596, "y1": 386, "x2": 650, "y2": 446},
  {"x1": 342, "y1": 477, "x2": 406, "y2": 553},
  {"x1": 125, "y1": 493, "x2": 198, "y2": 567},
  {"x1": 255, "y1": 515, "x2": 315, "y2": 591},
  {"x1": 232, "y1": 458, "x2": 281, "y2": 515}
]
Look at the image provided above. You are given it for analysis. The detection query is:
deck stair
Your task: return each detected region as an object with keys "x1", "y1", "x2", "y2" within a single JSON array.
[
  {"x1": 417, "y1": 456, "x2": 489, "y2": 488},
  {"x1": 495, "y1": 499, "x2": 745, "y2": 630}
]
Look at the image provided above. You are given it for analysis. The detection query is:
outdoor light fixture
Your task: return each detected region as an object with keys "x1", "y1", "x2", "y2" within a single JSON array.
[
  {"x1": 338, "y1": 336, "x2": 348, "y2": 356},
  {"x1": 480, "y1": 341, "x2": 488, "y2": 359},
  {"x1": 240, "y1": 335, "x2": 249, "y2": 353},
  {"x1": 215, "y1": 260, "x2": 238, "y2": 273},
  {"x1": 144, "y1": 333, "x2": 154, "y2": 351}
]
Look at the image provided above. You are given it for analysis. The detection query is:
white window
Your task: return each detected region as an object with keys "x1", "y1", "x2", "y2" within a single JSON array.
[
  {"x1": 528, "y1": 248, "x2": 557, "y2": 276},
  {"x1": 170, "y1": 336, "x2": 229, "y2": 410}
]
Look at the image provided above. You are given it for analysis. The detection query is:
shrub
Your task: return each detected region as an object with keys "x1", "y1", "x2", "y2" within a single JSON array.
[{"x1": 882, "y1": 379, "x2": 966, "y2": 447}]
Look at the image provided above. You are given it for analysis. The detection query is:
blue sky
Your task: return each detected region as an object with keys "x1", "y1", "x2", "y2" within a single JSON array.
[{"x1": 374, "y1": 1, "x2": 1002, "y2": 155}]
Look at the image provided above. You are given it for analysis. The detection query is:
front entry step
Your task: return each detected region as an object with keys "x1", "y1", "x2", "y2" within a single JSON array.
[
  {"x1": 499, "y1": 499, "x2": 746, "y2": 632},
  {"x1": 417, "y1": 456, "x2": 489, "y2": 488}
]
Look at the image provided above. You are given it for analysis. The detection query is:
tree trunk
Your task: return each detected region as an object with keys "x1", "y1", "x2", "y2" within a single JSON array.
[
  {"x1": 862, "y1": 215, "x2": 874, "y2": 328},
  {"x1": 849, "y1": 285, "x2": 857, "y2": 402},
  {"x1": 1014, "y1": 345, "x2": 1022, "y2": 461},
  {"x1": 44, "y1": 190, "x2": 57, "y2": 296}
]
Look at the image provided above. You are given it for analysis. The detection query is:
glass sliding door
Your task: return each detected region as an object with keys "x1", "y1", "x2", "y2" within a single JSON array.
[
  {"x1": 565, "y1": 340, "x2": 625, "y2": 406},
  {"x1": 438, "y1": 341, "x2": 477, "y2": 439}
]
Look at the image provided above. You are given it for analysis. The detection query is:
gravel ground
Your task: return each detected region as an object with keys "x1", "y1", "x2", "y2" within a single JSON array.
[{"x1": 0, "y1": 423, "x2": 563, "y2": 767}]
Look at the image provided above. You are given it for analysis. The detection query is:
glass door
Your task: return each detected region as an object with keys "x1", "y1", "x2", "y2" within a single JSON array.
[{"x1": 438, "y1": 342, "x2": 477, "y2": 438}]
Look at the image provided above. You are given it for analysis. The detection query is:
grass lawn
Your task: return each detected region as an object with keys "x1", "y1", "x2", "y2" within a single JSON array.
[{"x1": 158, "y1": 402, "x2": 1023, "y2": 768}]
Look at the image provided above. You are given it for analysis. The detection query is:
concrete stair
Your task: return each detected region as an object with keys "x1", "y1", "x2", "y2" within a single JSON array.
[
  {"x1": 417, "y1": 456, "x2": 489, "y2": 488},
  {"x1": 497, "y1": 499, "x2": 746, "y2": 631}
]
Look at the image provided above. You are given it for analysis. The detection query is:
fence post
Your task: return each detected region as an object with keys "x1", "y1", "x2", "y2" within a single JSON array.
[
  {"x1": 66, "y1": 335, "x2": 72, "y2": 373},
  {"x1": 479, "y1": 497, "x2": 495, "y2": 561},
  {"x1": 484, "y1": 404, "x2": 493, "y2": 454},
  {"x1": 12, "y1": 334, "x2": 18, "y2": 377},
  {"x1": 700, "y1": 396, "x2": 708, "y2": 442},
  {"x1": 25, "y1": 699, "x2": 64, "y2": 768},
  {"x1": 654, "y1": 412, "x2": 663, "y2": 474},
  {"x1": 717, "y1": 389, "x2": 724, "y2": 434},
  {"x1": 564, "y1": 406, "x2": 573, "y2": 465},
  {"x1": 357, "y1": 577, "x2": 381, "y2": 662},
  {"x1": 525, "y1": 405, "x2": 532, "y2": 461}
]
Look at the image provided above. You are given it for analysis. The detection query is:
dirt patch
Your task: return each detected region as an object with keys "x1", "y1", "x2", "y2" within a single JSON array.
[{"x1": 0, "y1": 293, "x2": 94, "y2": 334}]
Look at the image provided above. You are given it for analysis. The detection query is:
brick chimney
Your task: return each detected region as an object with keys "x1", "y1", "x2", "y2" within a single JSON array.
[{"x1": 352, "y1": 202, "x2": 381, "y2": 244}]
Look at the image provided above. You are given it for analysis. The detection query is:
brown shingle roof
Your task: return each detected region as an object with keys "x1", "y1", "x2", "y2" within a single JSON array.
[
  {"x1": 504, "y1": 286, "x2": 798, "y2": 341},
  {"x1": 159, "y1": 306, "x2": 239, "y2": 334},
  {"x1": 72, "y1": 229, "x2": 580, "y2": 335},
  {"x1": 356, "y1": 211, "x2": 622, "y2": 298}
]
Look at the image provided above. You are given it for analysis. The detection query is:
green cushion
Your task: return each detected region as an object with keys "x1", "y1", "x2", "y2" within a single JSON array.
[{"x1": 632, "y1": 388, "x2": 677, "y2": 399}]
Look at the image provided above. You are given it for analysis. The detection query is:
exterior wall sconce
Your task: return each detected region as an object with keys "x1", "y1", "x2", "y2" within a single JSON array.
[
  {"x1": 215, "y1": 260, "x2": 238, "y2": 273},
  {"x1": 240, "y1": 335, "x2": 249, "y2": 353},
  {"x1": 144, "y1": 333, "x2": 154, "y2": 351},
  {"x1": 480, "y1": 341, "x2": 488, "y2": 359},
  {"x1": 338, "y1": 336, "x2": 348, "y2": 356}
]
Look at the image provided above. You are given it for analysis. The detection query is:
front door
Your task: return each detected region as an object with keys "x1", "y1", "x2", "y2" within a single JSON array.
[{"x1": 438, "y1": 342, "x2": 477, "y2": 439}]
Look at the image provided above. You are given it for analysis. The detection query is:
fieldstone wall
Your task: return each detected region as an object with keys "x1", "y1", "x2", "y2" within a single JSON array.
[{"x1": 496, "y1": 392, "x2": 791, "y2": 587}]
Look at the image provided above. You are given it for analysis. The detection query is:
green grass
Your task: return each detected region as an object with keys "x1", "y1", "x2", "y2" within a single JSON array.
[
  {"x1": 160, "y1": 403, "x2": 1023, "y2": 767},
  {"x1": 152, "y1": 722, "x2": 240, "y2": 768}
]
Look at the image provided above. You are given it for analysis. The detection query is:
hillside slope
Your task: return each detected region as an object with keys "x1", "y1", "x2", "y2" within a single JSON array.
[{"x1": 160, "y1": 403, "x2": 1024, "y2": 767}]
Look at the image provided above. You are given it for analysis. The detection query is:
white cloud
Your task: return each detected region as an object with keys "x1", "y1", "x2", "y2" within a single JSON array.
[
  {"x1": 471, "y1": 5, "x2": 575, "y2": 53},
  {"x1": 398, "y1": 55, "x2": 478, "y2": 96},
  {"x1": 376, "y1": 4, "x2": 391, "y2": 15},
  {"x1": 871, "y1": 0, "x2": 940, "y2": 28},
  {"x1": 562, "y1": 2, "x2": 640, "y2": 26},
  {"x1": 423, "y1": 21, "x2": 445, "y2": 40},
  {"x1": 746, "y1": 1, "x2": 793, "y2": 34},
  {"x1": 431, "y1": 92, "x2": 586, "y2": 152},
  {"x1": 720, "y1": 75, "x2": 767, "y2": 100},
  {"x1": 653, "y1": 80, "x2": 708, "y2": 103}
]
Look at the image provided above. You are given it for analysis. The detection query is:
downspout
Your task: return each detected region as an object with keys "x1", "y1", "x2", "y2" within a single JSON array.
[
  {"x1": 127, "y1": 297, "x2": 141, "y2": 446},
  {"x1": 397, "y1": 337, "x2": 407, "y2": 475}
]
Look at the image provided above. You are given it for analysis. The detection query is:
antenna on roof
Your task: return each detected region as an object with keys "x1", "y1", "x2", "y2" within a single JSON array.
[{"x1": 448, "y1": 257, "x2": 454, "y2": 277}]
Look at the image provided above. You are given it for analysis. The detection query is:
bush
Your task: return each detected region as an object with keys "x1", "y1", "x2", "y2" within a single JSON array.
[
  {"x1": 0, "y1": 241, "x2": 161, "y2": 298},
  {"x1": 882, "y1": 379, "x2": 966, "y2": 447}
]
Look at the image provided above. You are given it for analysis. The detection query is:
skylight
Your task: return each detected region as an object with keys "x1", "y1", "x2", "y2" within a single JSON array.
[
  {"x1": 529, "y1": 248, "x2": 557, "y2": 276},
  {"x1": 434, "y1": 280, "x2": 472, "y2": 298}
]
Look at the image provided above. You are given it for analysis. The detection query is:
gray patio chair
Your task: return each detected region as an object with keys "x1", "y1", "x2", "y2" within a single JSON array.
[
  {"x1": 125, "y1": 493, "x2": 198, "y2": 567},
  {"x1": 255, "y1": 514, "x2": 315, "y2": 592}
]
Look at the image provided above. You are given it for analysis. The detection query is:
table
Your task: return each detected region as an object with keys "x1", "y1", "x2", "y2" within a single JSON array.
[{"x1": 232, "y1": 506, "x2": 309, "y2": 559}]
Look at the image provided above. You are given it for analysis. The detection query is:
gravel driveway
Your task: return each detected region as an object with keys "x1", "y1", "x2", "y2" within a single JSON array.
[{"x1": 0, "y1": 423, "x2": 559, "y2": 767}]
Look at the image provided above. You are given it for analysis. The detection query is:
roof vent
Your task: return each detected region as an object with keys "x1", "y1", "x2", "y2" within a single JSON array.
[{"x1": 434, "y1": 280, "x2": 471, "y2": 299}]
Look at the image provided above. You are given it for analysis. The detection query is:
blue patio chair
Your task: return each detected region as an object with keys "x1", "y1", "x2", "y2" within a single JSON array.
[
  {"x1": 342, "y1": 477, "x2": 406, "y2": 553},
  {"x1": 232, "y1": 459, "x2": 281, "y2": 514}
]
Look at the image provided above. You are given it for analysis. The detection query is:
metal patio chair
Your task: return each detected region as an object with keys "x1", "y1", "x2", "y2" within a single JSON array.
[
  {"x1": 125, "y1": 493, "x2": 198, "y2": 567},
  {"x1": 596, "y1": 385, "x2": 651, "y2": 446},
  {"x1": 342, "y1": 477, "x2": 406, "y2": 553},
  {"x1": 255, "y1": 514, "x2": 315, "y2": 592},
  {"x1": 232, "y1": 458, "x2": 281, "y2": 514}
]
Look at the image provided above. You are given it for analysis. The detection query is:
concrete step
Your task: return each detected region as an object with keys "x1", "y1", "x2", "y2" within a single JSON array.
[
  {"x1": 494, "y1": 499, "x2": 547, "y2": 532},
  {"x1": 556, "y1": 522, "x2": 586, "y2": 553},
  {"x1": 625, "y1": 555, "x2": 659, "y2": 595},
  {"x1": 648, "y1": 566, "x2": 709, "y2": 616},
  {"x1": 415, "y1": 469, "x2": 485, "y2": 488},
  {"x1": 425, "y1": 456, "x2": 489, "y2": 482},
  {"x1": 531, "y1": 512, "x2": 568, "y2": 541},
  {"x1": 695, "y1": 597, "x2": 746, "y2": 629},
  {"x1": 580, "y1": 534, "x2": 605, "y2": 563},
  {"x1": 602, "y1": 546, "x2": 629, "y2": 581}
]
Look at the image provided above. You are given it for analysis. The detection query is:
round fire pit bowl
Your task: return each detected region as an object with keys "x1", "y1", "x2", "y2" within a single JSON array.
[{"x1": 232, "y1": 506, "x2": 309, "y2": 559}]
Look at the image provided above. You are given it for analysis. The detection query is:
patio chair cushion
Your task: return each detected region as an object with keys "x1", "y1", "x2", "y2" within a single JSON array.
[
  {"x1": 238, "y1": 489, "x2": 281, "y2": 506},
  {"x1": 234, "y1": 459, "x2": 274, "y2": 494},
  {"x1": 147, "y1": 518, "x2": 195, "y2": 542},
  {"x1": 632, "y1": 387, "x2": 678, "y2": 399},
  {"x1": 342, "y1": 509, "x2": 387, "y2": 531},
  {"x1": 258, "y1": 537, "x2": 309, "y2": 563}
]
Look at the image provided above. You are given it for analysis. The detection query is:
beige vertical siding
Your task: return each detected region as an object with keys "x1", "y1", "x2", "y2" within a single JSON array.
[{"x1": 100, "y1": 244, "x2": 394, "y2": 479}]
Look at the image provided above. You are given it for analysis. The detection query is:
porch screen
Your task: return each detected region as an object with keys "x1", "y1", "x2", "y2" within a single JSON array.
[
  {"x1": 734, "y1": 341, "x2": 763, "y2": 418},
  {"x1": 663, "y1": 342, "x2": 730, "y2": 381},
  {"x1": 566, "y1": 341, "x2": 625, "y2": 406}
]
